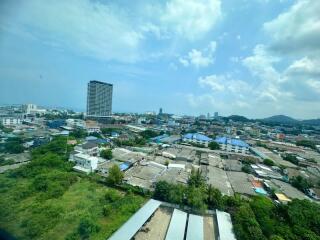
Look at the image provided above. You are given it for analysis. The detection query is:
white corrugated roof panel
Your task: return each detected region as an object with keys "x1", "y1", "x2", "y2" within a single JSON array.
[
  {"x1": 216, "y1": 210, "x2": 237, "y2": 240},
  {"x1": 186, "y1": 214, "x2": 204, "y2": 240},
  {"x1": 108, "y1": 199, "x2": 161, "y2": 240},
  {"x1": 165, "y1": 209, "x2": 187, "y2": 240}
]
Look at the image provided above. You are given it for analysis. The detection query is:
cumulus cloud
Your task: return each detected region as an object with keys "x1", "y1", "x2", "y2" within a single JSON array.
[
  {"x1": 161, "y1": 0, "x2": 222, "y2": 40},
  {"x1": 179, "y1": 41, "x2": 217, "y2": 68},
  {"x1": 0, "y1": 0, "x2": 222, "y2": 63},
  {"x1": 0, "y1": 0, "x2": 143, "y2": 62},
  {"x1": 264, "y1": 0, "x2": 320, "y2": 56}
]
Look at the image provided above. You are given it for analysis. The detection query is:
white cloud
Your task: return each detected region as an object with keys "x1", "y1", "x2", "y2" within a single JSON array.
[
  {"x1": 199, "y1": 75, "x2": 225, "y2": 91},
  {"x1": 264, "y1": 0, "x2": 320, "y2": 56},
  {"x1": 179, "y1": 41, "x2": 217, "y2": 68},
  {"x1": 188, "y1": 49, "x2": 214, "y2": 68},
  {"x1": 0, "y1": 0, "x2": 222, "y2": 63},
  {"x1": 0, "y1": 0, "x2": 143, "y2": 62},
  {"x1": 161, "y1": 0, "x2": 222, "y2": 40}
]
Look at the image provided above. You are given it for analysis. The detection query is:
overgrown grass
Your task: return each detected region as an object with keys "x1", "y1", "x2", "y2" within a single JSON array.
[
  {"x1": 0, "y1": 137, "x2": 146, "y2": 240},
  {"x1": 0, "y1": 176, "x2": 146, "y2": 240}
]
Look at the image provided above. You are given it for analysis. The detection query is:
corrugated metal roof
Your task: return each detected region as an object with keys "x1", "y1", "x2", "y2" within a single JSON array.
[
  {"x1": 186, "y1": 214, "x2": 204, "y2": 240},
  {"x1": 165, "y1": 209, "x2": 187, "y2": 240},
  {"x1": 215, "y1": 137, "x2": 249, "y2": 148},
  {"x1": 108, "y1": 199, "x2": 161, "y2": 240},
  {"x1": 216, "y1": 210, "x2": 237, "y2": 240},
  {"x1": 183, "y1": 133, "x2": 212, "y2": 142}
]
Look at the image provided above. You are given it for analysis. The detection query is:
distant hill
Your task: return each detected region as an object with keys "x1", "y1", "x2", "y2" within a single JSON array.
[
  {"x1": 261, "y1": 115, "x2": 298, "y2": 124},
  {"x1": 301, "y1": 119, "x2": 320, "y2": 125},
  {"x1": 226, "y1": 115, "x2": 250, "y2": 122}
]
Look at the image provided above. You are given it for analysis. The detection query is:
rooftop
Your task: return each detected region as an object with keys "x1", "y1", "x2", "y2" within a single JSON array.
[{"x1": 215, "y1": 137, "x2": 249, "y2": 148}]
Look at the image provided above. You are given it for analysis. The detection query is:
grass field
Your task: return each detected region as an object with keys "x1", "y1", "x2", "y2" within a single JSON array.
[{"x1": 0, "y1": 174, "x2": 146, "y2": 240}]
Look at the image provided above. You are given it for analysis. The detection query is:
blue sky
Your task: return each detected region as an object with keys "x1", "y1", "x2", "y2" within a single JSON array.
[{"x1": 0, "y1": 0, "x2": 319, "y2": 118}]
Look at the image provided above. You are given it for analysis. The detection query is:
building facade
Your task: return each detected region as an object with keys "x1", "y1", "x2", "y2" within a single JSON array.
[
  {"x1": 86, "y1": 80, "x2": 113, "y2": 119},
  {"x1": 215, "y1": 137, "x2": 249, "y2": 154},
  {"x1": 183, "y1": 133, "x2": 212, "y2": 147}
]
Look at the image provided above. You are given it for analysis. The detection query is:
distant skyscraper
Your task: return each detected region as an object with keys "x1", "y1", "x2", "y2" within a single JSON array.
[
  {"x1": 87, "y1": 80, "x2": 113, "y2": 119},
  {"x1": 214, "y1": 112, "x2": 219, "y2": 118},
  {"x1": 159, "y1": 108, "x2": 163, "y2": 115}
]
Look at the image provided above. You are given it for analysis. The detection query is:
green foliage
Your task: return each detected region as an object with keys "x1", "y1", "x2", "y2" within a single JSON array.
[
  {"x1": 0, "y1": 124, "x2": 13, "y2": 133},
  {"x1": 114, "y1": 137, "x2": 147, "y2": 147},
  {"x1": 78, "y1": 217, "x2": 100, "y2": 239},
  {"x1": 100, "y1": 149, "x2": 113, "y2": 160},
  {"x1": 101, "y1": 127, "x2": 118, "y2": 135},
  {"x1": 139, "y1": 130, "x2": 159, "y2": 139},
  {"x1": 233, "y1": 203, "x2": 267, "y2": 240},
  {"x1": 257, "y1": 141, "x2": 268, "y2": 148},
  {"x1": 263, "y1": 159, "x2": 275, "y2": 166},
  {"x1": 188, "y1": 168, "x2": 206, "y2": 188},
  {"x1": 31, "y1": 136, "x2": 69, "y2": 158},
  {"x1": 242, "y1": 164, "x2": 251, "y2": 173},
  {"x1": 107, "y1": 164, "x2": 124, "y2": 186},
  {"x1": 2, "y1": 137, "x2": 25, "y2": 154},
  {"x1": 0, "y1": 157, "x2": 15, "y2": 166},
  {"x1": 69, "y1": 128, "x2": 87, "y2": 139},
  {"x1": 187, "y1": 186, "x2": 207, "y2": 213},
  {"x1": 290, "y1": 176, "x2": 313, "y2": 193},
  {"x1": 296, "y1": 140, "x2": 317, "y2": 150},
  {"x1": 282, "y1": 154, "x2": 299, "y2": 165},
  {"x1": 208, "y1": 141, "x2": 220, "y2": 150},
  {"x1": 32, "y1": 170, "x2": 77, "y2": 199},
  {"x1": 0, "y1": 137, "x2": 146, "y2": 240},
  {"x1": 207, "y1": 185, "x2": 223, "y2": 210}
]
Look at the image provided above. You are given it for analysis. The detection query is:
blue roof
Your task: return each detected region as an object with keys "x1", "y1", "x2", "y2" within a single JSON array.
[
  {"x1": 86, "y1": 136, "x2": 98, "y2": 141},
  {"x1": 254, "y1": 188, "x2": 268, "y2": 195},
  {"x1": 151, "y1": 134, "x2": 168, "y2": 142},
  {"x1": 183, "y1": 133, "x2": 212, "y2": 142},
  {"x1": 215, "y1": 137, "x2": 249, "y2": 147},
  {"x1": 119, "y1": 162, "x2": 131, "y2": 171}
]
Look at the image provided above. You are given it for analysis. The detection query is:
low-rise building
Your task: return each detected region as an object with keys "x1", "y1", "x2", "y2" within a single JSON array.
[
  {"x1": 70, "y1": 152, "x2": 99, "y2": 174},
  {"x1": 1, "y1": 117, "x2": 22, "y2": 126},
  {"x1": 74, "y1": 142, "x2": 99, "y2": 156},
  {"x1": 182, "y1": 133, "x2": 212, "y2": 147},
  {"x1": 215, "y1": 137, "x2": 249, "y2": 154}
]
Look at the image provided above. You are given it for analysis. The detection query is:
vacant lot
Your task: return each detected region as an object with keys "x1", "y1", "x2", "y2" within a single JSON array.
[{"x1": 0, "y1": 176, "x2": 146, "y2": 240}]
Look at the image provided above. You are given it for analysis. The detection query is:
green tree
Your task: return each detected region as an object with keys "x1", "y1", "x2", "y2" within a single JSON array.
[
  {"x1": 70, "y1": 128, "x2": 87, "y2": 139},
  {"x1": 263, "y1": 159, "x2": 275, "y2": 166},
  {"x1": 187, "y1": 186, "x2": 206, "y2": 213},
  {"x1": 153, "y1": 181, "x2": 171, "y2": 202},
  {"x1": 107, "y1": 164, "x2": 123, "y2": 186},
  {"x1": 188, "y1": 168, "x2": 206, "y2": 188},
  {"x1": 206, "y1": 185, "x2": 223, "y2": 210},
  {"x1": 139, "y1": 130, "x2": 159, "y2": 139},
  {"x1": 100, "y1": 149, "x2": 113, "y2": 160},
  {"x1": 290, "y1": 176, "x2": 313, "y2": 193},
  {"x1": 208, "y1": 141, "x2": 220, "y2": 150}
]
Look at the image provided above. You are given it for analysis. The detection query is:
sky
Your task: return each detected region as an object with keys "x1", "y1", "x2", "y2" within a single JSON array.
[{"x1": 0, "y1": 0, "x2": 320, "y2": 119}]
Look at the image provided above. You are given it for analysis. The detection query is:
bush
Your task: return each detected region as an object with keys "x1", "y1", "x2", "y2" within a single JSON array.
[
  {"x1": 78, "y1": 217, "x2": 100, "y2": 239},
  {"x1": 106, "y1": 165, "x2": 123, "y2": 186},
  {"x1": 100, "y1": 149, "x2": 112, "y2": 160},
  {"x1": 208, "y1": 141, "x2": 220, "y2": 150},
  {"x1": 263, "y1": 159, "x2": 275, "y2": 166}
]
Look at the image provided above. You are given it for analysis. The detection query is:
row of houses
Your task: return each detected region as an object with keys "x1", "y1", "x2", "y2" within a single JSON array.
[{"x1": 182, "y1": 133, "x2": 249, "y2": 154}]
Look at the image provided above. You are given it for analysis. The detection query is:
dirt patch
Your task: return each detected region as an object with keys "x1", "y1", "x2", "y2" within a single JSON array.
[
  {"x1": 134, "y1": 207, "x2": 172, "y2": 240},
  {"x1": 204, "y1": 215, "x2": 216, "y2": 240}
]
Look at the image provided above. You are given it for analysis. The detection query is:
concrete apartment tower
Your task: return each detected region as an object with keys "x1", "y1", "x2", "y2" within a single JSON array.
[{"x1": 86, "y1": 80, "x2": 113, "y2": 122}]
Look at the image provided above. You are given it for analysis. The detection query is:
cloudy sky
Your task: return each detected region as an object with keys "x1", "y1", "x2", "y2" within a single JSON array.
[{"x1": 0, "y1": 0, "x2": 319, "y2": 119}]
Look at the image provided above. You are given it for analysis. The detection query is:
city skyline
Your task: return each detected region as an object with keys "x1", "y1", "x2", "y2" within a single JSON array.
[{"x1": 0, "y1": 0, "x2": 320, "y2": 119}]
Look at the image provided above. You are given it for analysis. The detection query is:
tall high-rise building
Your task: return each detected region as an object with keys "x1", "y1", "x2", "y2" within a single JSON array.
[{"x1": 87, "y1": 80, "x2": 113, "y2": 119}]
